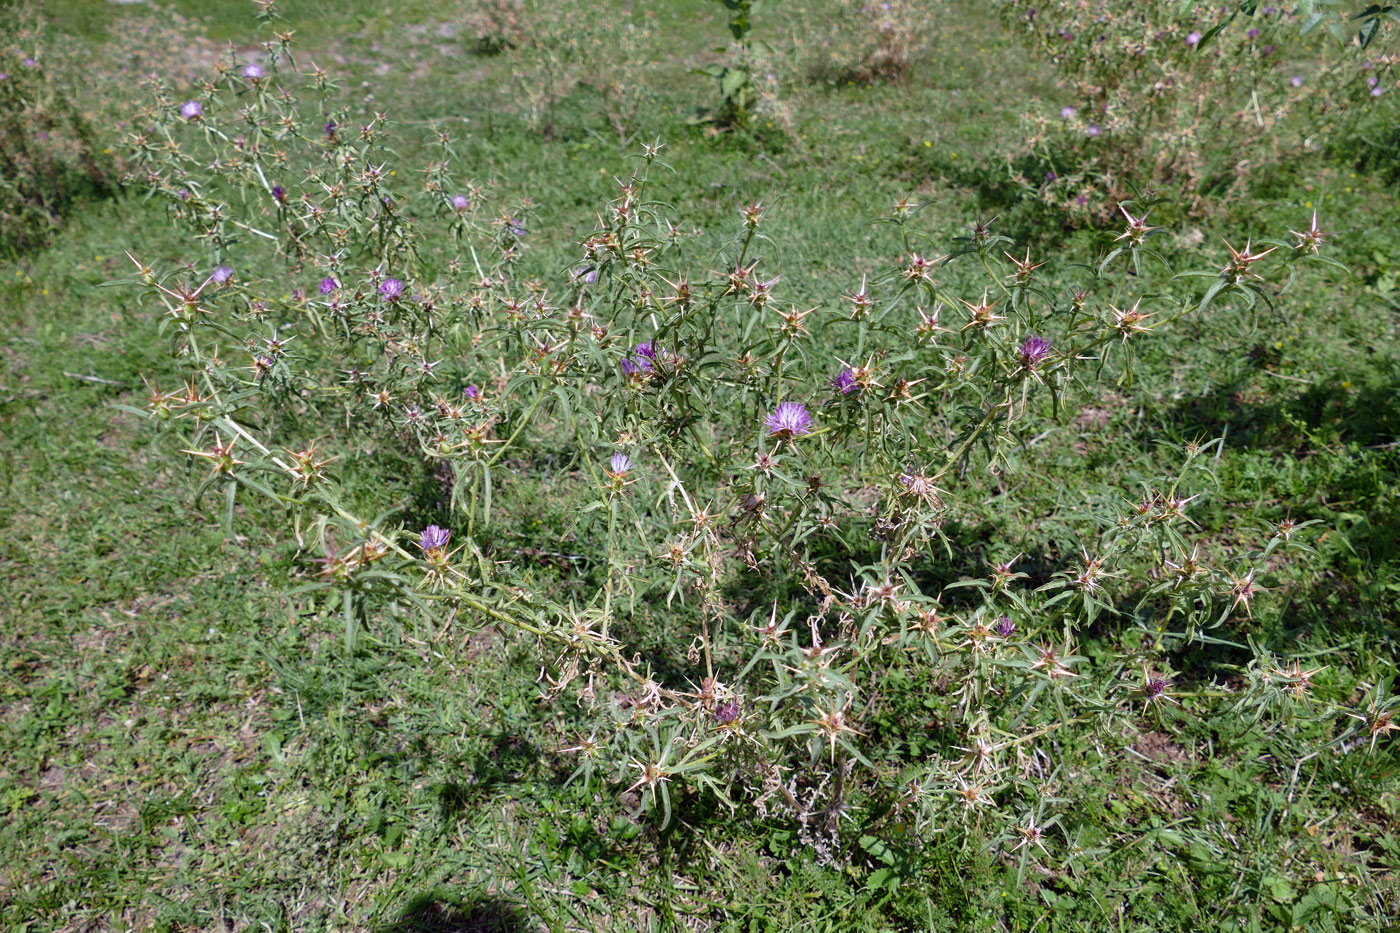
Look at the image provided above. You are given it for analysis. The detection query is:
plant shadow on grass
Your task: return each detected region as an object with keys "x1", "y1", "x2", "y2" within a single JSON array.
[{"x1": 377, "y1": 892, "x2": 527, "y2": 933}]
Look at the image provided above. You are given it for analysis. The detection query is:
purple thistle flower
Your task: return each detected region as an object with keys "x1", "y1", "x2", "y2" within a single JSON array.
[
  {"x1": 573, "y1": 267, "x2": 598, "y2": 284},
  {"x1": 1247, "y1": 27, "x2": 1259, "y2": 39},
  {"x1": 1373, "y1": 85, "x2": 1385, "y2": 97},
  {"x1": 635, "y1": 341, "x2": 657, "y2": 360},
  {"x1": 1060, "y1": 105, "x2": 1076, "y2": 119},
  {"x1": 318, "y1": 276, "x2": 339, "y2": 295},
  {"x1": 271, "y1": 184, "x2": 287, "y2": 203},
  {"x1": 1186, "y1": 31, "x2": 1202, "y2": 45},
  {"x1": 1291, "y1": 75, "x2": 1303, "y2": 87},
  {"x1": 180, "y1": 100, "x2": 202, "y2": 119},
  {"x1": 379, "y1": 277, "x2": 404, "y2": 301},
  {"x1": 243, "y1": 63, "x2": 264, "y2": 79},
  {"x1": 1019, "y1": 334, "x2": 1052, "y2": 367},
  {"x1": 620, "y1": 357, "x2": 646, "y2": 376},
  {"x1": 714, "y1": 699, "x2": 741, "y2": 724},
  {"x1": 1145, "y1": 677, "x2": 1171, "y2": 698},
  {"x1": 831, "y1": 368, "x2": 858, "y2": 395},
  {"x1": 994, "y1": 616, "x2": 1017, "y2": 637},
  {"x1": 1076, "y1": 193, "x2": 1090, "y2": 207},
  {"x1": 324, "y1": 121, "x2": 338, "y2": 137},
  {"x1": 764, "y1": 401, "x2": 813, "y2": 439},
  {"x1": 1086, "y1": 124, "x2": 1102, "y2": 138},
  {"x1": 506, "y1": 217, "x2": 527, "y2": 237},
  {"x1": 608, "y1": 451, "x2": 633, "y2": 475},
  {"x1": 210, "y1": 265, "x2": 234, "y2": 284},
  {"x1": 1262, "y1": 44, "x2": 1274, "y2": 56},
  {"x1": 22, "y1": 58, "x2": 37, "y2": 68},
  {"x1": 463, "y1": 384, "x2": 480, "y2": 399},
  {"x1": 1044, "y1": 171, "x2": 1057, "y2": 183},
  {"x1": 418, "y1": 525, "x2": 450, "y2": 551},
  {"x1": 1059, "y1": 29, "x2": 1073, "y2": 40},
  {"x1": 0, "y1": 74, "x2": 8, "y2": 82},
  {"x1": 450, "y1": 194, "x2": 470, "y2": 211}
]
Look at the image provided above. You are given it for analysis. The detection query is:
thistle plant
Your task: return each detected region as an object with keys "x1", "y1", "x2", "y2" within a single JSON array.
[
  {"x1": 119, "y1": 24, "x2": 1385, "y2": 875},
  {"x1": 997, "y1": 0, "x2": 1399, "y2": 218}
]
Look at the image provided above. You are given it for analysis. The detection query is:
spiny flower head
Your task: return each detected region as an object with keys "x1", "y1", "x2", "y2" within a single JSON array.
[
  {"x1": 418, "y1": 525, "x2": 451, "y2": 552},
  {"x1": 764, "y1": 401, "x2": 813, "y2": 440},
  {"x1": 1220, "y1": 239, "x2": 1276, "y2": 284},
  {"x1": 1018, "y1": 333, "x2": 1052, "y2": 369},
  {"x1": 180, "y1": 100, "x2": 202, "y2": 119},
  {"x1": 450, "y1": 194, "x2": 470, "y2": 211},
  {"x1": 318, "y1": 276, "x2": 338, "y2": 295},
  {"x1": 379, "y1": 277, "x2": 404, "y2": 301},
  {"x1": 1289, "y1": 211, "x2": 1332, "y2": 255},
  {"x1": 608, "y1": 451, "x2": 633, "y2": 476},
  {"x1": 831, "y1": 368, "x2": 858, "y2": 395},
  {"x1": 210, "y1": 265, "x2": 234, "y2": 284}
]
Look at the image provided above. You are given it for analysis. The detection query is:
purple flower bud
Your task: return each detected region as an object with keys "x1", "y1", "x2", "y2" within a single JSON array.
[
  {"x1": 271, "y1": 184, "x2": 287, "y2": 203},
  {"x1": 1019, "y1": 333, "x2": 1052, "y2": 367},
  {"x1": 994, "y1": 616, "x2": 1016, "y2": 637},
  {"x1": 608, "y1": 451, "x2": 633, "y2": 475},
  {"x1": 1368, "y1": 76, "x2": 1379, "y2": 87},
  {"x1": 1145, "y1": 677, "x2": 1171, "y2": 697},
  {"x1": 379, "y1": 277, "x2": 404, "y2": 301},
  {"x1": 210, "y1": 265, "x2": 234, "y2": 284},
  {"x1": 1086, "y1": 124, "x2": 1102, "y2": 137},
  {"x1": 318, "y1": 276, "x2": 338, "y2": 295},
  {"x1": 243, "y1": 63, "x2": 264, "y2": 79},
  {"x1": 1186, "y1": 31, "x2": 1202, "y2": 45},
  {"x1": 324, "y1": 121, "x2": 338, "y2": 137},
  {"x1": 831, "y1": 368, "x2": 858, "y2": 395},
  {"x1": 22, "y1": 58, "x2": 37, "y2": 68},
  {"x1": 1060, "y1": 105, "x2": 1076, "y2": 119},
  {"x1": 1044, "y1": 171, "x2": 1057, "y2": 183},
  {"x1": 764, "y1": 401, "x2": 813, "y2": 438},
  {"x1": 418, "y1": 525, "x2": 450, "y2": 551},
  {"x1": 463, "y1": 384, "x2": 480, "y2": 399},
  {"x1": 180, "y1": 100, "x2": 202, "y2": 119},
  {"x1": 1246, "y1": 28, "x2": 1259, "y2": 39},
  {"x1": 1076, "y1": 193, "x2": 1090, "y2": 206},
  {"x1": 1059, "y1": 29, "x2": 1073, "y2": 40},
  {"x1": 450, "y1": 194, "x2": 470, "y2": 211},
  {"x1": 1262, "y1": 44, "x2": 1274, "y2": 56}
]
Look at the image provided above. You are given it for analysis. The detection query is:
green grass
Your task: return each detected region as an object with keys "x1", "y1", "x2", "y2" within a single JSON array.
[{"x1": 2, "y1": 0, "x2": 1398, "y2": 929}]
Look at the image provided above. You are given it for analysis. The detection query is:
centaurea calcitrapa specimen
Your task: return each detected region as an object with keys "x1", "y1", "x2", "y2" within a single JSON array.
[
  {"x1": 122, "y1": 20, "x2": 1362, "y2": 874},
  {"x1": 997, "y1": 0, "x2": 1399, "y2": 220}
]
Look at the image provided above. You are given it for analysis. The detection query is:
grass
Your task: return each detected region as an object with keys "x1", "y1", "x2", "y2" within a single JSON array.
[{"x1": 1, "y1": 0, "x2": 1398, "y2": 929}]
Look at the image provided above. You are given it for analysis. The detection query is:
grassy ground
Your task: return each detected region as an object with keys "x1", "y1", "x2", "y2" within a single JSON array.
[{"x1": 1, "y1": 0, "x2": 1398, "y2": 930}]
